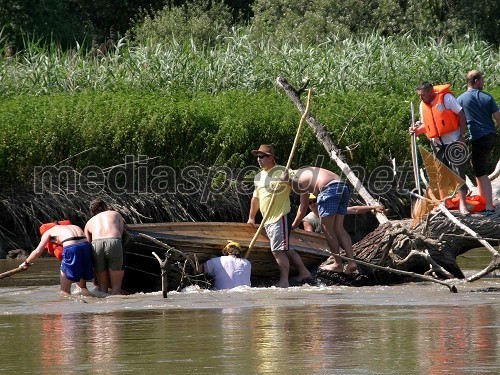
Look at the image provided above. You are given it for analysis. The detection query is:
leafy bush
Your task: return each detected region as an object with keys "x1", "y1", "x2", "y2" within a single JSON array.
[
  {"x1": 129, "y1": 0, "x2": 234, "y2": 47},
  {"x1": 0, "y1": 89, "x2": 425, "y2": 191}
]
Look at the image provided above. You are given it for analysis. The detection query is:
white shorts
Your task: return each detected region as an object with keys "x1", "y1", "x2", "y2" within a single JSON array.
[{"x1": 264, "y1": 214, "x2": 290, "y2": 252}]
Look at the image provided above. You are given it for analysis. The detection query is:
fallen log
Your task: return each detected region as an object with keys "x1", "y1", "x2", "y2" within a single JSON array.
[{"x1": 276, "y1": 76, "x2": 389, "y2": 225}]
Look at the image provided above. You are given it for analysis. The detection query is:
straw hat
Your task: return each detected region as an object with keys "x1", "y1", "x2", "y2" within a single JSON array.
[{"x1": 251, "y1": 144, "x2": 277, "y2": 158}]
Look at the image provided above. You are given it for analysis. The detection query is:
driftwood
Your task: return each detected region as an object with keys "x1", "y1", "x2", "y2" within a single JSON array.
[
  {"x1": 135, "y1": 232, "x2": 211, "y2": 292},
  {"x1": 152, "y1": 252, "x2": 168, "y2": 298},
  {"x1": 332, "y1": 252, "x2": 458, "y2": 292},
  {"x1": 277, "y1": 77, "x2": 500, "y2": 284}
]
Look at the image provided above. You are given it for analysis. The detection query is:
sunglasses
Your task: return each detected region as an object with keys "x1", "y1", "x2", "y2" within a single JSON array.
[{"x1": 257, "y1": 154, "x2": 269, "y2": 159}]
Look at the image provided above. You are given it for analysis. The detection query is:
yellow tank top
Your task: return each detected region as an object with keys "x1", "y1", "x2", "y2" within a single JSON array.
[{"x1": 253, "y1": 165, "x2": 292, "y2": 224}]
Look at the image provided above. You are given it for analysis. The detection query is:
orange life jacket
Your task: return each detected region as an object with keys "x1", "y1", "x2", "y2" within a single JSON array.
[
  {"x1": 39, "y1": 220, "x2": 71, "y2": 260},
  {"x1": 445, "y1": 195, "x2": 486, "y2": 213},
  {"x1": 422, "y1": 84, "x2": 460, "y2": 138}
]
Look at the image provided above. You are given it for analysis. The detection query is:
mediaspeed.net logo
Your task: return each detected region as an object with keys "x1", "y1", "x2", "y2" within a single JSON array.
[{"x1": 33, "y1": 154, "x2": 421, "y2": 202}]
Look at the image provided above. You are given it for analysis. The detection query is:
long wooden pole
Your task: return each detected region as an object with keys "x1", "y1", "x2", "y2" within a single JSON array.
[
  {"x1": 410, "y1": 102, "x2": 421, "y2": 195},
  {"x1": 0, "y1": 266, "x2": 28, "y2": 280},
  {"x1": 332, "y1": 253, "x2": 458, "y2": 292},
  {"x1": 245, "y1": 89, "x2": 312, "y2": 259}
]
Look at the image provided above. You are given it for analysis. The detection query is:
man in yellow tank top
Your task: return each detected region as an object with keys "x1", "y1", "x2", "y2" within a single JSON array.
[{"x1": 247, "y1": 144, "x2": 312, "y2": 288}]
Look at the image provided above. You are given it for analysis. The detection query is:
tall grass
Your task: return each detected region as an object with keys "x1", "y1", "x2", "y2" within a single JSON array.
[{"x1": 1, "y1": 31, "x2": 498, "y2": 97}]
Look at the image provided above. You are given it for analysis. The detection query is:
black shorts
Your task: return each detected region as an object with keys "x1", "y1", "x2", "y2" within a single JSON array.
[
  {"x1": 433, "y1": 141, "x2": 468, "y2": 191},
  {"x1": 470, "y1": 133, "x2": 498, "y2": 177}
]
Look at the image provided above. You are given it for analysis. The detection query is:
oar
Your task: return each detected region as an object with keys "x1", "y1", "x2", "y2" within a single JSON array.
[
  {"x1": 0, "y1": 266, "x2": 29, "y2": 280},
  {"x1": 410, "y1": 102, "x2": 421, "y2": 195},
  {"x1": 245, "y1": 89, "x2": 312, "y2": 259}
]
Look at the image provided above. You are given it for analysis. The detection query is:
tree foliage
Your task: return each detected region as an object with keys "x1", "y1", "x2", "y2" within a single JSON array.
[
  {"x1": 129, "y1": 0, "x2": 234, "y2": 47},
  {"x1": 0, "y1": 0, "x2": 498, "y2": 50},
  {"x1": 250, "y1": 0, "x2": 499, "y2": 45}
]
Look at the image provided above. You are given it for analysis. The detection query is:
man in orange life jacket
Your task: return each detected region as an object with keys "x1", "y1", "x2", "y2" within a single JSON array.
[
  {"x1": 19, "y1": 223, "x2": 94, "y2": 295},
  {"x1": 410, "y1": 82, "x2": 469, "y2": 214}
]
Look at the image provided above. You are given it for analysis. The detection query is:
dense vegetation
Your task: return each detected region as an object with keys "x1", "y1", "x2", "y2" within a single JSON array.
[
  {"x1": 1, "y1": 30, "x2": 498, "y2": 190},
  {"x1": 1, "y1": 0, "x2": 498, "y2": 48}
]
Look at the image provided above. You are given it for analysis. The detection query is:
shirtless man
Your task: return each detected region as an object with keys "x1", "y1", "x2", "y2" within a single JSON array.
[
  {"x1": 290, "y1": 167, "x2": 357, "y2": 275},
  {"x1": 84, "y1": 198, "x2": 125, "y2": 295},
  {"x1": 20, "y1": 224, "x2": 93, "y2": 295}
]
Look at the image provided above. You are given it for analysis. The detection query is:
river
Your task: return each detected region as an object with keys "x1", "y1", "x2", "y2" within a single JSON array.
[{"x1": 1, "y1": 249, "x2": 499, "y2": 374}]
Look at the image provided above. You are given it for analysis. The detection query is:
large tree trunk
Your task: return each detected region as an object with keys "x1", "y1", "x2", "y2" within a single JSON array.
[
  {"x1": 276, "y1": 76, "x2": 500, "y2": 283},
  {"x1": 353, "y1": 212, "x2": 500, "y2": 282}
]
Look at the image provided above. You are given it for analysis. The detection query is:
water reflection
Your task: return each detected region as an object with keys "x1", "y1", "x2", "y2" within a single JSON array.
[
  {"x1": 1, "y1": 259, "x2": 499, "y2": 374},
  {"x1": 417, "y1": 305, "x2": 498, "y2": 374}
]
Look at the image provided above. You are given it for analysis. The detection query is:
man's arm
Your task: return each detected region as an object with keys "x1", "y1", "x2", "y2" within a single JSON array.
[
  {"x1": 247, "y1": 196, "x2": 260, "y2": 224},
  {"x1": 84, "y1": 220, "x2": 92, "y2": 242},
  {"x1": 21, "y1": 231, "x2": 52, "y2": 267},
  {"x1": 291, "y1": 194, "x2": 309, "y2": 229},
  {"x1": 493, "y1": 109, "x2": 500, "y2": 126},
  {"x1": 347, "y1": 205, "x2": 385, "y2": 215},
  {"x1": 458, "y1": 109, "x2": 467, "y2": 137}
]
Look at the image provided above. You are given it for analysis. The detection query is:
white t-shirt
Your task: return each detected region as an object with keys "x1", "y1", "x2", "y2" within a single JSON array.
[
  {"x1": 420, "y1": 93, "x2": 462, "y2": 145},
  {"x1": 204, "y1": 256, "x2": 251, "y2": 290}
]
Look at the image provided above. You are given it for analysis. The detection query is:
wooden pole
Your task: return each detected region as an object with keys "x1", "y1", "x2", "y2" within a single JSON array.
[
  {"x1": 0, "y1": 266, "x2": 28, "y2": 280},
  {"x1": 410, "y1": 102, "x2": 421, "y2": 195},
  {"x1": 152, "y1": 252, "x2": 168, "y2": 298},
  {"x1": 245, "y1": 89, "x2": 312, "y2": 259}
]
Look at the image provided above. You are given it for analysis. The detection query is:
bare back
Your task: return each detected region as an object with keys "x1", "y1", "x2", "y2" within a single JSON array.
[
  {"x1": 293, "y1": 167, "x2": 341, "y2": 195},
  {"x1": 85, "y1": 211, "x2": 124, "y2": 241},
  {"x1": 50, "y1": 224, "x2": 86, "y2": 243}
]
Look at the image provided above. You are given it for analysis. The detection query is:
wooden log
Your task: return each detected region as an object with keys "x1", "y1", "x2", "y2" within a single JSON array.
[
  {"x1": 332, "y1": 253, "x2": 458, "y2": 292},
  {"x1": 152, "y1": 252, "x2": 168, "y2": 298}
]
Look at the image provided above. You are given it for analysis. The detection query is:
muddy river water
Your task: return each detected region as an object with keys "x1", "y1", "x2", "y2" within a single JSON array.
[{"x1": 1, "y1": 249, "x2": 499, "y2": 374}]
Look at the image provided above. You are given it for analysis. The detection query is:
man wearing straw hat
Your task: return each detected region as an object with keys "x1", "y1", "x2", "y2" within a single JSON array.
[{"x1": 247, "y1": 144, "x2": 312, "y2": 288}]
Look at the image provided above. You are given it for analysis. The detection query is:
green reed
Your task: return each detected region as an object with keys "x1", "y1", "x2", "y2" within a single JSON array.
[{"x1": 1, "y1": 31, "x2": 498, "y2": 97}]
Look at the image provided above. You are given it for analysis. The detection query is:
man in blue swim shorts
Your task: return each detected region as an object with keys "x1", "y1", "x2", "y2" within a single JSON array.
[
  {"x1": 19, "y1": 224, "x2": 94, "y2": 295},
  {"x1": 290, "y1": 167, "x2": 358, "y2": 275}
]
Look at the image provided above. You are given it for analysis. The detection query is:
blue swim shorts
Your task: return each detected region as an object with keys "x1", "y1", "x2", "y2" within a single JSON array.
[
  {"x1": 60, "y1": 241, "x2": 94, "y2": 282},
  {"x1": 317, "y1": 181, "x2": 351, "y2": 217}
]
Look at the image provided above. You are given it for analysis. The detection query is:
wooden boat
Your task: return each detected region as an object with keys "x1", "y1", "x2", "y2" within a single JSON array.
[{"x1": 122, "y1": 222, "x2": 332, "y2": 293}]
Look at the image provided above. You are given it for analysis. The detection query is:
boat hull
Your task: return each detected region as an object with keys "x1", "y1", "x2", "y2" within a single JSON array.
[{"x1": 122, "y1": 222, "x2": 332, "y2": 292}]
